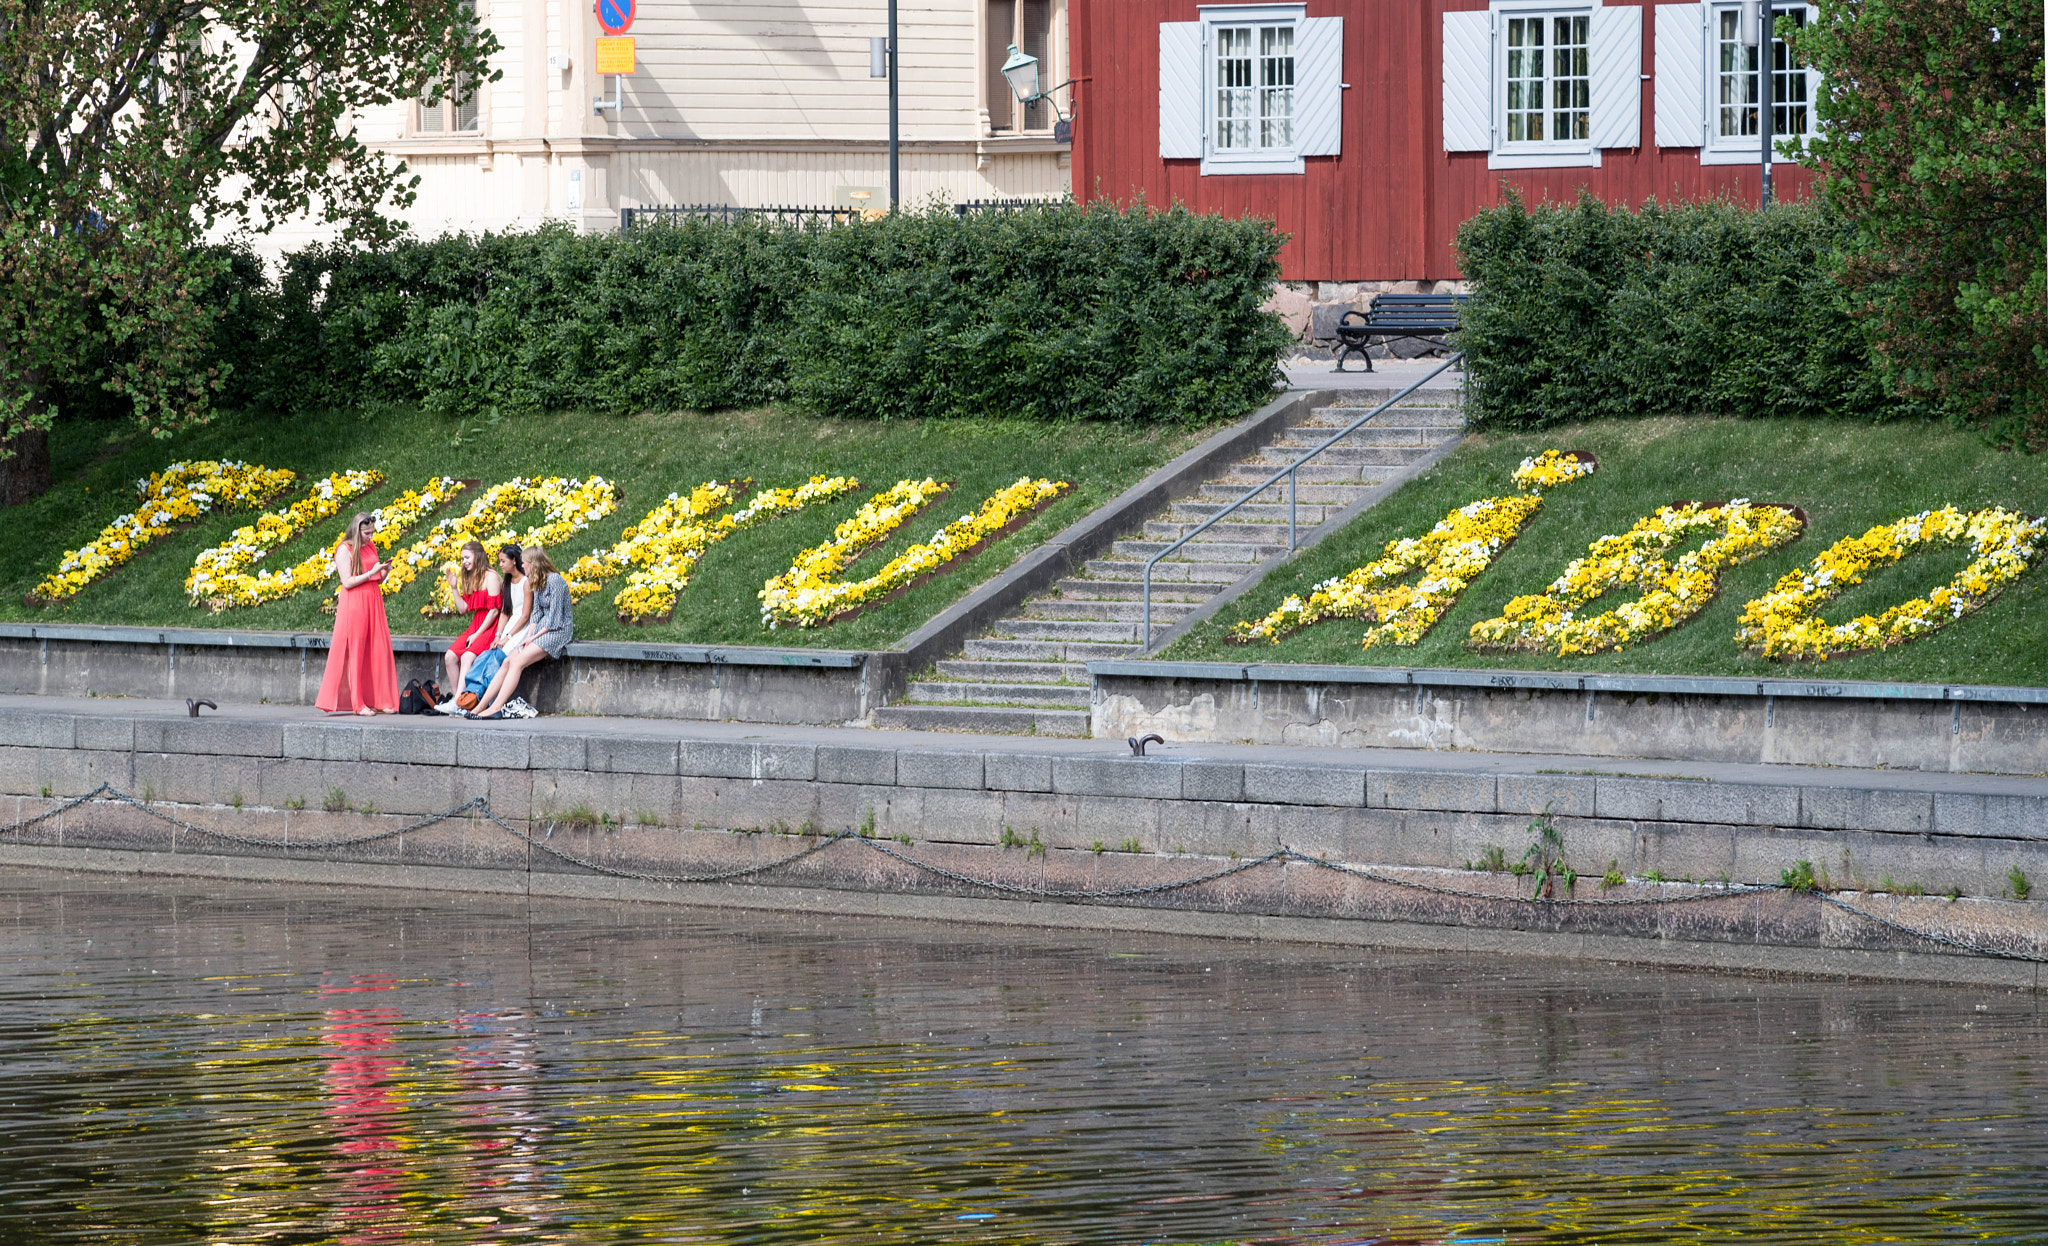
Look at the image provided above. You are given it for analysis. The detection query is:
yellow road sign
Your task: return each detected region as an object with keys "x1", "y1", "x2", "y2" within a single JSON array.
[{"x1": 595, "y1": 37, "x2": 635, "y2": 74}]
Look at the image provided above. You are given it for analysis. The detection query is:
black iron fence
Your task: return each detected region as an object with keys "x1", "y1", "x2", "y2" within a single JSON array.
[{"x1": 619, "y1": 199, "x2": 1065, "y2": 231}]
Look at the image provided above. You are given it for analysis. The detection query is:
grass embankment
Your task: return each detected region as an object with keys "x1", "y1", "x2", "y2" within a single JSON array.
[
  {"x1": 3, "y1": 405, "x2": 1202, "y2": 649},
  {"x1": 1164, "y1": 418, "x2": 2048, "y2": 687}
]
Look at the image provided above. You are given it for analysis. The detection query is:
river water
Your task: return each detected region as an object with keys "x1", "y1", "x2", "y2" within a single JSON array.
[{"x1": 1, "y1": 873, "x2": 2042, "y2": 1245}]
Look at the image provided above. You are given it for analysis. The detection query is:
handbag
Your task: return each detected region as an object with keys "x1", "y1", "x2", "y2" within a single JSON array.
[{"x1": 463, "y1": 648, "x2": 507, "y2": 699}]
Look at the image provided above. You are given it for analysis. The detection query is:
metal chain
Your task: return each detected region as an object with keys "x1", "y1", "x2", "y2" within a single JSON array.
[
  {"x1": 857, "y1": 835, "x2": 1289, "y2": 899},
  {"x1": 1819, "y1": 892, "x2": 2048, "y2": 965},
  {"x1": 4, "y1": 785, "x2": 2042, "y2": 964}
]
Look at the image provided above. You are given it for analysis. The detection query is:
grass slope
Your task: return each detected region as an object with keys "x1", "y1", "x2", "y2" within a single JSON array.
[
  {"x1": 3, "y1": 405, "x2": 1203, "y2": 650},
  {"x1": 1164, "y1": 418, "x2": 2048, "y2": 687}
]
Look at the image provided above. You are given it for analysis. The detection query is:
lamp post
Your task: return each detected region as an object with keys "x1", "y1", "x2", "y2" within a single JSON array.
[
  {"x1": 869, "y1": 5, "x2": 899, "y2": 210},
  {"x1": 1740, "y1": 0, "x2": 1773, "y2": 209}
]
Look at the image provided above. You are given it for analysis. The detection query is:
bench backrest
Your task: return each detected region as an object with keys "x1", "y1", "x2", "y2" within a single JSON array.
[{"x1": 1364, "y1": 291, "x2": 1466, "y2": 327}]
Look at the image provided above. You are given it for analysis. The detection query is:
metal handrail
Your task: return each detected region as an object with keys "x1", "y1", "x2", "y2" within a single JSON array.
[{"x1": 1140, "y1": 352, "x2": 1465, "y2": 650}]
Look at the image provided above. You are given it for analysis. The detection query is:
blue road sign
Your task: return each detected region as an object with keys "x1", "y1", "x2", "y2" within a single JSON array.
[{"x1": 596, "y1": 0, "x2": 634, "y2": 35}]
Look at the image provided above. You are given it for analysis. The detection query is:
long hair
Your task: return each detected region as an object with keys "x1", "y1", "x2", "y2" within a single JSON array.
[
  {"x1": 522, "y1": 544, "x2": 558, "y2": 588},
  {"x1": 343, "y1": 512, "x2": 375, "y2": 577},
  {"x1": 498, "y1": 543, "x2": 525, "y2": 580},
  {"x1": 458, "y1": 539, "x2": 489, "y2": 595}
]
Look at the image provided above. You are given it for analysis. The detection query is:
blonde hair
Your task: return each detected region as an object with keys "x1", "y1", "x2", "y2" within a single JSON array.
[
  {"x1": 457, "y1": 539, "x2": 489, "y2": 595},
  {"x1": 522, "y1": 544, "x2": 558, "y2": 586},
  {"x1": 342, "y1": 512, "x2": 376, "y2": 576}
]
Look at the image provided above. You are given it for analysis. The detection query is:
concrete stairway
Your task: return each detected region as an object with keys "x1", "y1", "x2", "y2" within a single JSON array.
[{"x1": 872, "y1": 388, "x2": 1465, "y2": 735}]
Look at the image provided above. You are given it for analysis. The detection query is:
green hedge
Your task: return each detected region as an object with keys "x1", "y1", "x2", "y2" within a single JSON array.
[
  {"x1": 1454, "y1": 192, "x2": 1906, "y2": 429},
  {"x1": 260, "y1": 203, "x2": 1292, "y2": 424}
]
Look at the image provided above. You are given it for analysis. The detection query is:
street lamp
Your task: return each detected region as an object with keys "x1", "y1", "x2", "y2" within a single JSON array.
[
  {"x1": 999, "y1": 44, "x2": 1075, "y2": 142},
  {"x1": 1738, "y1": 0, "x2": 1774, "y2": 209}
]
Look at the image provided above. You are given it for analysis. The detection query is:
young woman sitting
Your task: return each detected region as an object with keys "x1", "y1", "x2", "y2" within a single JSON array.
[
  {"x1": 441, "y1": 540, "x2": 501, "y2": 695},
  {"x1": 470, "y1": 544, "x2": 573, "y2": 719}
]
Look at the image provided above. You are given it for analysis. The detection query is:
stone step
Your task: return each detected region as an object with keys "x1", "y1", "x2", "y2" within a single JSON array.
[
  {"x1": 934, "y1": 658, "x2": 1088, "y2": 683},
  {"x1": 1082, "y1": 559, "x2": 1250, "y2": 584},
  {"x1": 1142, "y1": 519, "x2": 1293, "y2": 543},
  {"x1": 1110, "y1": 538, "x2": 1283, "y2": 563},
  {"x1": 1199, "y1": 481, "x2": 1375, "y2": 506},
  {"x1": 1304, "y1": 403, "x2": 1464, "y2": 427},
  {"x1": 904, "y1": 679, "x2": 1092, "y2": 708},
  {"x1": 871, "y1": 705, "x2": 1091, "y2": 737},
  {"x1": 1266, "y1": 424, "x2": 1454, "y2": 448},
  {"x1": 992, "y1": 618, "x2": 1144, "y2": 643},
  {"x1": 1056, "y1": 577, "x2": 1220, "y2": 602},
  {"x1": 1022, "y1": 598, "x2": 1198, "y2": 623},
  {"x1": 962, "y1": 638, "x2": 1142, "y2": 662},
  {"x1": 1164, "y1": 500, "x2": 1341, "y2": 526},
  {"x1": 1217, "y1": 463, "x2": 1398, "y2": 486},
  {"x1": 1251, "y1": 443, "x2": 1441, "y2": 467}
]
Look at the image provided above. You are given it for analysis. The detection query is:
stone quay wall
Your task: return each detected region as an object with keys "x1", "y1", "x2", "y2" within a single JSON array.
[
  {"x1": 1091, "y1": 665, "x2": 2048, "y2": 776},
  {"x1": 0, "y1": 707, "x2": 2042, "y2": 988}
]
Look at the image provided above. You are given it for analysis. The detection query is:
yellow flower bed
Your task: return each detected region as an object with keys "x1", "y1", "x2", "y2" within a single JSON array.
[
  {"x1": 760, "y1": 476, "x2": 1067, "y2": 628},
  {"x1": 572, "y1": 475, "x2": 861, "y2": 622},
  {"x1": 1512, "y1": 448, "x2": 1598, "y2": 491},
  {"x1": 1230, "y1": 450, "x2": 1595, "y2": 648},
  {"x1": 1735, "y1": 506, "x2": 2046, "y2": 660},
  {"x1": 34, "y1": 460, "x2": 294, "y2": 601},
  {"x1": 387, "y1": 476, "x2": 621, "y2": 614},
  {"x1": 185, "y1": 470, "x2": 385, "y2": 609},
  {"x1": 1469, "y1": 500, "x2": 1804, "y2": 656}
]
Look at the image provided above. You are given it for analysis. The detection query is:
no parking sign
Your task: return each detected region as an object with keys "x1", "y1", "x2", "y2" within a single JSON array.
[{"x1": 596, "y1": 0, "x2": 633, "y2": 35}]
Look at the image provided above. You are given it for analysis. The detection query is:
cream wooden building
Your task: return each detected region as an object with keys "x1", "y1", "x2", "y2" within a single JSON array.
[{"x1": 263, "y1": 0, "x2": 1071, "y2": 254}]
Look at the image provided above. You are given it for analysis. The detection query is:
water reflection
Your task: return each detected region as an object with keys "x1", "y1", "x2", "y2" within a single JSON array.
[{"x1": 0, "y1": 874, "x2": 2041, "y2": 1244}]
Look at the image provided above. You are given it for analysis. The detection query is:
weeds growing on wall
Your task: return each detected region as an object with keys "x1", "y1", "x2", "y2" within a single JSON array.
[
  {"x1": 1453, "y1": 192, "x2": 1905, "y2": 429},
  {"x1": 257, "y1": 202, "x2": 1292, "y2": 426}
]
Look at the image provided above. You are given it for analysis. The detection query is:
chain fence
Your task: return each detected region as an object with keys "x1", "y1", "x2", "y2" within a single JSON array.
[{"x1": 5, "y1": 783, "x2": 2042, "y2": 965}]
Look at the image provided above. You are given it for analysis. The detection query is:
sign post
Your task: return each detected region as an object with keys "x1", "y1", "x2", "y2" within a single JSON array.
[{"x1": 593, "y1": 0, "x2": 635, "y2": 116}]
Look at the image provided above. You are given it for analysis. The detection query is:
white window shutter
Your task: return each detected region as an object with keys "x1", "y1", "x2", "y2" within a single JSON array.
[
  {"x1": 1653, "y1": 3, "x2": 1705, "y2": 147},
  {"x1": 1591, "y1": 4, "x2": 1643, "y2": 148},
  {"x1": 1159, "y1": 22, "x2": 1204, "y2": 159},
  {"x1": 1293, "y1": 16, "x2": 1344, "y2": 155},
  {"x1": 1441, "y1": 10, "x2": 1491, "y2": 152}
]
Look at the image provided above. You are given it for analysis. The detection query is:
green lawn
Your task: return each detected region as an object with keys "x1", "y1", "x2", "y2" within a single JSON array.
[
  {"x1": 4, "y1": 404, "x2": 1202, "y2": 650},
  {"x1": 1163, "y1": 417, "x2": 2048, "y2": 687}
]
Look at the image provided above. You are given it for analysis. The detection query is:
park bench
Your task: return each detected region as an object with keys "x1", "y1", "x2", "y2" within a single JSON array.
[{"x1": 1333, "y1": 292, "x2": 1468, "y2": 373}]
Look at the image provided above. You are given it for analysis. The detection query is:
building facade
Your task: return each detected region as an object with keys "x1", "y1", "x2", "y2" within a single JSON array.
[
  {"x1": 259, "y1": 0, "x2": 1074, "y2": 257},
  {"x1": 1069, "y1": 0, "x2": 1821, "y2": 287}
]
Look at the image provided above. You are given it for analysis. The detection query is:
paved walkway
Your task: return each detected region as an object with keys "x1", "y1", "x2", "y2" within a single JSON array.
[
  {"x1": 1282, "y1": 358, "x2": 1466, "y2": 393},
  {"x1": 15, "y1": 693, "x2": 2044, "y2": 799}
]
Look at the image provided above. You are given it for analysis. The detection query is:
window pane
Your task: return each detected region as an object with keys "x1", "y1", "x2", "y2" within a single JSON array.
[
  {"x1": 986, "y1": 0, "x2": 1016, "y2": 131},
  {"x1": 1772, "y1": 7, "x2": 1807, "y2": 135},
  {"x1": 453, "y1": 72, "x2": 479, "y2": 131},
  {"x1": 1551, "y1": 15, "x2": 1589, "y2": 142},
  {"x1": 1259, "y1": 24, "x2": 1293, "y2": 148},
  {"x1": 418, "y1": 76, "x2": 445, "y2": 133},
  {"x1": 1215, "y1": 26, "x2": 1253, "y2": 149},
  {"x1": 1020, "y1": 0, "x2": 1052, "y2": 130},
  {"x1": 1716, "y1": 9, "x2": 1757, "y2": 137},
  {"x1": 1504, "y1": 17, "x2": 1545, "y2": 143}
]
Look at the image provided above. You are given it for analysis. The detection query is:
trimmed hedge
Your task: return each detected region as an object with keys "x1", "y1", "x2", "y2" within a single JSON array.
[
  {"x1": 1454, "y1": 192, "x2": 1906, "y2": 429},
  {"x1": 260, "y1": 202, "x2": 1292, "y2": 425}
]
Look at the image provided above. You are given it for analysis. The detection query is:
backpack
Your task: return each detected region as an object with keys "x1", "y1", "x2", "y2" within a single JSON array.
[{"x1": 398, "y1": 680, "x2": 428, "y2": 714}]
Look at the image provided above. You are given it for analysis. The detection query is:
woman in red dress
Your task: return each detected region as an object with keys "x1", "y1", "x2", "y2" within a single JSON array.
[
  {"x1": 316, "y1": 511, "x2": 400, "y2": 715},
  {"x1": 441, "y1": 539, "x2": 501, "y2": 695}
]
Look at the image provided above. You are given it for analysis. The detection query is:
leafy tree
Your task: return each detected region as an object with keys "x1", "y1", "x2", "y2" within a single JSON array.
[
  {"x1": 1793, "y1": 0, "x2": 2046, "y2": 448},
  {"x1": 0, "y1": 0, "x2": 499, "y2": 502}
]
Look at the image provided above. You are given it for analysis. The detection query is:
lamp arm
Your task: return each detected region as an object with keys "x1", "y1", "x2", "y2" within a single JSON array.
[{"x1": 1030, "y1": 78, "x2": 1080, "y2": 121}]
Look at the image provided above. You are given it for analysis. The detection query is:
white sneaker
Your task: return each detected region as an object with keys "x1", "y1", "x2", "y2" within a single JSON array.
[{"x1": 505, "y1": 697, "x2": 539, "y2": 719}]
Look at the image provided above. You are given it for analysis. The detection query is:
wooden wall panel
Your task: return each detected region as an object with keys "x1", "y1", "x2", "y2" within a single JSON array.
[{"x1": 1071, "y1": 0, "x2": 1818, "y2": 282}]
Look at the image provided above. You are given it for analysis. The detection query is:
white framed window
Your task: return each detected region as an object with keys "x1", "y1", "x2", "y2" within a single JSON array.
[
  {"x1": 1652, "y1": 1, "x2": 1818, "y2": 156},
  {"x1": 415, "y1": 1, "x2": 482, "y2": 135},
  {"x1": 1158, "y1": 6, "x2": 1343, "y2": 175},
  {"x1": 1701, "y1": 3, "x2": 1814, "y2": 162},
  {"x1": 1443, "y1": 2, "x2": 1640, "y2": 169},
  {"x1": 985, "y1": 0, "x2": 1063, "y2": 135}
]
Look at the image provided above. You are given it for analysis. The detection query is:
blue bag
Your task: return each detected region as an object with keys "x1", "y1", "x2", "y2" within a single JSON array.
[{"x1": 464, "y1": 647, "x2": 507, "y2": 698}]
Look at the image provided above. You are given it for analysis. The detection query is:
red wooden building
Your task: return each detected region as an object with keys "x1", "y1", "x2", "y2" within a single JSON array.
[{"x1": 1068, "y1": 0, "x2": 1820, "y2": 284}]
